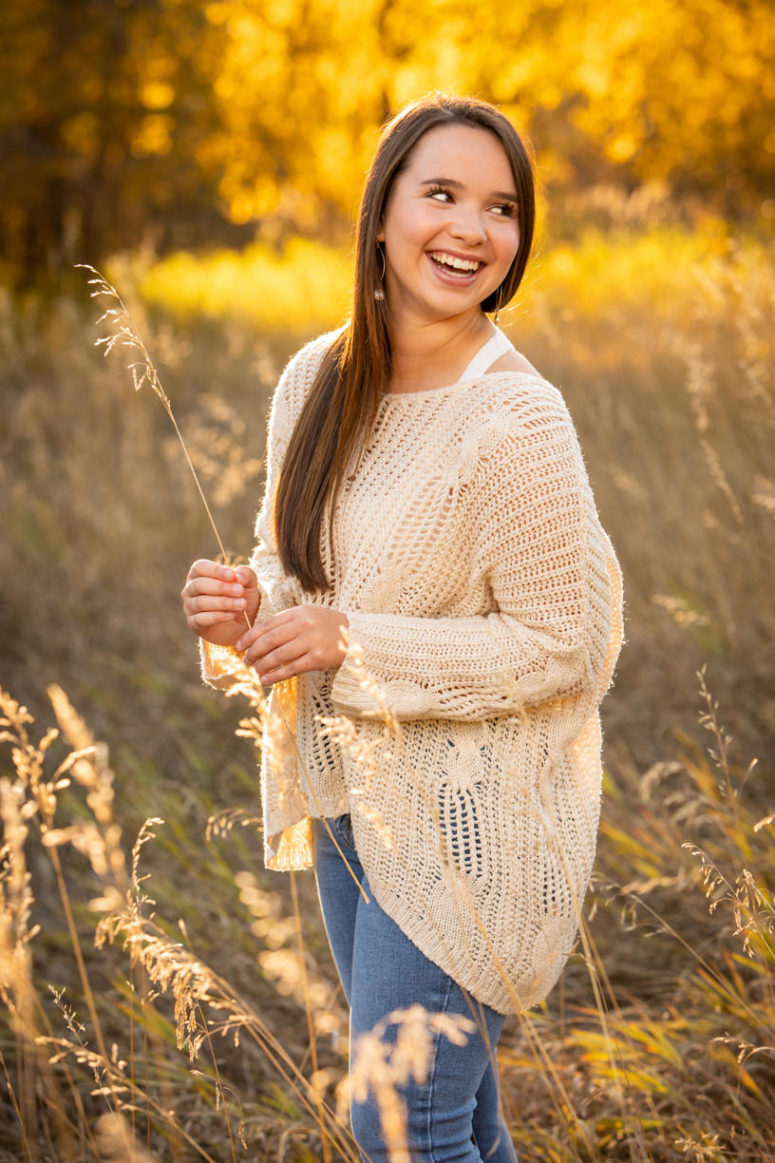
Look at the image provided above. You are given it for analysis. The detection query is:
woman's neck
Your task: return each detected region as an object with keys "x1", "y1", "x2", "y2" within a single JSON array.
[{"x1": 386, "y1": 310, "x2": 494, "y2": 395}]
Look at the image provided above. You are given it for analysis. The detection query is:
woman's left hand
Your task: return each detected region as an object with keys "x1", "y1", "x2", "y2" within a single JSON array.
[{"x1": 235, "y1": 606, "x2": 349, "y2": 685}]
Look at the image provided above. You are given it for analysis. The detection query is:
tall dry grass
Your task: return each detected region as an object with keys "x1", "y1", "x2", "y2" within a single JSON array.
[{"x1": 0, "y1": 228, "x2": 773, "y2": 1159}]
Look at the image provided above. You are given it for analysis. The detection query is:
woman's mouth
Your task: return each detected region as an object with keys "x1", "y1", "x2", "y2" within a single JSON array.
[{"x1": 427, "y1": 251, "x2": 483, "y2": 280}]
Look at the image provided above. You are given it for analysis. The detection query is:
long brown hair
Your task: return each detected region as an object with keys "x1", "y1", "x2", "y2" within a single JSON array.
[{"x1": 275, "y1": 94, "x2": 536, "y2": 592}]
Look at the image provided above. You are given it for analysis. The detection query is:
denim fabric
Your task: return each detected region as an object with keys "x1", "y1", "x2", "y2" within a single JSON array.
[{"x1": 314, "y1": 815, "x2": 518, "y2": 1163}]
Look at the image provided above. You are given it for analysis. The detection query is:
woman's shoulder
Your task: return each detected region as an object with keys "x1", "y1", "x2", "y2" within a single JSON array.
[
  {"x1": 279, "y1": 326, "x2": 346, "y2": 387},
  {"x1": 270, "y1": 326, "x2": 346, "y2": 422},
  {"x1": 470, "y1": 362, "x2": 572, "y2": 429},
  {"x1": 484, "y1": 346, "x2": 540, "y2": 379},
  {"x1": 453, "y1": 366, "x2": 583, "y2": 478}
]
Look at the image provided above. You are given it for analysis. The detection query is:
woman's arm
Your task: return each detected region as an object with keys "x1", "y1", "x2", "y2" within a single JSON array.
[{"x1": 329, "y1": 401, "x2": 622, "y2": 720}]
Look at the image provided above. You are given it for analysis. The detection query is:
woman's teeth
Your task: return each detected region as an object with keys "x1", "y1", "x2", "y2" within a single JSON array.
[{"x1": 429, "y1": 252, "x2": 481, "y2": 274}]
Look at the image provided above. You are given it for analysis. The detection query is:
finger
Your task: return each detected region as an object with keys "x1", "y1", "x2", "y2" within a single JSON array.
[
  {"x1": 244, "y1": 633, "x2": 307, "y2": 671},
  {"x1": 186, "y1": 576, "x2": 244, "y2": 595},
  {"x1": 188, "y1": 611, "x2": 241, "y2": 631},
  {"x1": 185, "y1": 593, "x2": 247, "y2": 616},
  {"x1": 234, "y1": 565, "x2": 258, "y2": 587},
  {"x1": 235, "y1": 614, "x2": 297, "y2": 654},
  {"x1": 253, "y1": 640, "x2": 307, "y2": 673},
  {"x1": 188, "y1": 559, "x2": 240, "y2": 584},
  {"x1": 183, "y1": 576, "x2": 247, "y2": 601},
  {"x1": 233, "y1": 623, "x2": 267, "y2": 654},
  {"x1": 260, "y1": 653, "x2": 317, "y2": 685}
]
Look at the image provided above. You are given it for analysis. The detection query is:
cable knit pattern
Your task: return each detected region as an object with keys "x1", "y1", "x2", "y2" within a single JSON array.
[{"x1": 201, "y1": 329, "x2": 624, "y2": 1014}]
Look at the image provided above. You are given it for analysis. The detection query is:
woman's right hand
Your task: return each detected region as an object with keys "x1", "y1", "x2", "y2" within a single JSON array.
[{"x1": 181, "y1": 560, "x2": 260, "y2": 648}]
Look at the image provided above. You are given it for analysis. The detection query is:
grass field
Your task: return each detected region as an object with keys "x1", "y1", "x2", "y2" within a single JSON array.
[{"x1": 1, "y1": 228, "x2": 773, "y2": 1160}]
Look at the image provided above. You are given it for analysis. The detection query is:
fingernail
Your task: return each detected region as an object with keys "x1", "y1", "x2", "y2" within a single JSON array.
[{"x1": 224, "y1": 569, "x2": 234, "y2": 580}]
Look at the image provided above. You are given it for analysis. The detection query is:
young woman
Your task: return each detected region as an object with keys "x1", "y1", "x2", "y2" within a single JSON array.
[{"x1": 182, "y1": 94, "x2": 623, "y2": 1162}]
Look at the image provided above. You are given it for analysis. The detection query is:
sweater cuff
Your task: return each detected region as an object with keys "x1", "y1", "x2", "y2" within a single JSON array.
[
  {"x1": 330, "y1": 612, "x2": 436, "y2": 719},
  {"x1": 199, "y1": 638, "x2": 244, "y2": 688},
  {"x1": 330, "y1": 613, "x2": 383, "y2": 716}
]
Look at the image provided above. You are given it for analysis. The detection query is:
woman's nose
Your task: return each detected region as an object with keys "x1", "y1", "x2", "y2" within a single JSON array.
[{"x1": 448, "y1": 205, "x2": 487, "y2": 244}]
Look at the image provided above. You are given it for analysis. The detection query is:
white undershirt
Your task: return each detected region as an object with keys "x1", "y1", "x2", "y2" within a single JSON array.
[{"x1": 458, "y1": 327, "x2": 515, "y2": 380}]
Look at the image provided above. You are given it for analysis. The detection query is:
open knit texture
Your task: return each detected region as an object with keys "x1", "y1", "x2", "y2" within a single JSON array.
[{"x1": 202, "y1": 328, "x2": 624, "y2": 1014}]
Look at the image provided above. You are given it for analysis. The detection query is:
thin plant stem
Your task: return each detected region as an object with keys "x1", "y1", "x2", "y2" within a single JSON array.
[
  {"x1": 47, "y1": 844, "x2": 119, "y2": 1112},
  {"x1": 165, "y1": 408, "x2": 229, "y2": 560},
  {"x1": 76, "y1": 264, "x2": 227, "y2": 559},
  {"x1": 5, "y1": 1042, "x2": 31, "y2": 1163},
  {"x1": 195, "y1": 1001, "x2": 238, "y2": 1163}
]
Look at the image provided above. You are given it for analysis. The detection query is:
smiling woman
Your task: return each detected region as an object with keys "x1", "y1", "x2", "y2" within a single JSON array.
[{"x1": 181, "y1": 94, "x2": 623, "y2": 1162}]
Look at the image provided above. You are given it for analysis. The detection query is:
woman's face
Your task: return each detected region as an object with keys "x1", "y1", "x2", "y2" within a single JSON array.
[{"x1": 377, "y1": 123, "x2": 520, "y2": 325}]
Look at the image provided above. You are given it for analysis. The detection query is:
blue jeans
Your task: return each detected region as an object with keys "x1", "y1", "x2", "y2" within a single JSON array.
[{"x1": 314, "y1": 815, "x2": 518, "y2": 1163}]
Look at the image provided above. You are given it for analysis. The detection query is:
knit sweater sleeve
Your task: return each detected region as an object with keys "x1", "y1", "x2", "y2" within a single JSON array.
[{"x1": 330, "y1": 389, "x2": 620, "y2": 720}]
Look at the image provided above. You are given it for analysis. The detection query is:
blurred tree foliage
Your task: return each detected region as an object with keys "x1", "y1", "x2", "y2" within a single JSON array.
[
  {"x1": 0, "y1": 0, "x2": 228, "y2": 283},
  {"x1": 1, "y1": 0, "x2": 773, "y2": 285}
]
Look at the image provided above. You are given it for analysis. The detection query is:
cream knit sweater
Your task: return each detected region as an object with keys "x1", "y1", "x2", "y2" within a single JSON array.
[{"x1": 202, "y1": 328, "x2": 624, "y2": 1014}]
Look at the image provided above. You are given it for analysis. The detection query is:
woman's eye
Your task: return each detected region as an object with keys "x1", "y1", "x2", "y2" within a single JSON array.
[
  {"x1": 492, "y1": 203, "x2": 516, "y2": 217},
  {"x1": 426, "y1": 186, "x2": 453, "y2": 202}
]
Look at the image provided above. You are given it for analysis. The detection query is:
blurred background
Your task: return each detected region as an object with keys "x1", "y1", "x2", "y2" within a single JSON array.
[
  {"x1": 1, "y1": 2, "x2": 774, "y2": 1160},
  {"x1": 2, "y1": 0, "x2": 774, "y2": 283}
]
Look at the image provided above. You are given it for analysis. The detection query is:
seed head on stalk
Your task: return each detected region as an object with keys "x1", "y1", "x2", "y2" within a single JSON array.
[{"x1": 76, "y1": 264, "x2": 228, "y2": 560}]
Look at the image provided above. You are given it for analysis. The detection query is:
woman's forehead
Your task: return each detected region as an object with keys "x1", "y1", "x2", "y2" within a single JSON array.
[{"x1": 402, "y1": 123, "x2": 514, "y2": 185}]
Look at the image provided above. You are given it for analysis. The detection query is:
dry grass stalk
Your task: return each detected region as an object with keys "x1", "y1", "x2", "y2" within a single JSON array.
[
  {"x1": 1, "y1": 684, "x2": 365, "y2": 1161},
  {"x1": 0, "y1": 687, "x2": 128, "y2": 1157},
  {"x1": 77, "y1": 263, "x2": 229, "y2": 561},
  {"x1": 341, "y1": 1005, "x2": 475, "y2": 1163}
]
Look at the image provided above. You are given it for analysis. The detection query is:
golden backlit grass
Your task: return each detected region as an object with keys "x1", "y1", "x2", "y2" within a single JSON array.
[
  {"x1": 136, "y1": 220, "x2": 761, "y2": 339},
  {"x1": 0, "y1": 226, "x2": 773, "y2": 1159},
  {"x1": 139, "y1": 238, "x2": 354, "y2": 335}
]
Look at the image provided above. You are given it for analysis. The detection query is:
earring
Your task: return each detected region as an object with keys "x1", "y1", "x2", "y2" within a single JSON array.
[
  {"x1": 374, "y1": 244, "x2": 386, "y2": 301},
  {"x1": 494, "y1": 307, "x2": 501, "y2": 326}
]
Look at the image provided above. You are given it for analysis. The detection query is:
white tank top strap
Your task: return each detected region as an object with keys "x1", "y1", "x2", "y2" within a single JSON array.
[{"x1": 459, "y1": 328, "x2": 516, "y2": 381}]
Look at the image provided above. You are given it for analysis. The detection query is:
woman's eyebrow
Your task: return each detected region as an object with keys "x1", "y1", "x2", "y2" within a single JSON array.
[
  {"x1": 420, "y1": 177, "x2": 517, "y2": 201},
  {"x1": 420, "y1": 177, "x2": 464, "y2": 189}
]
